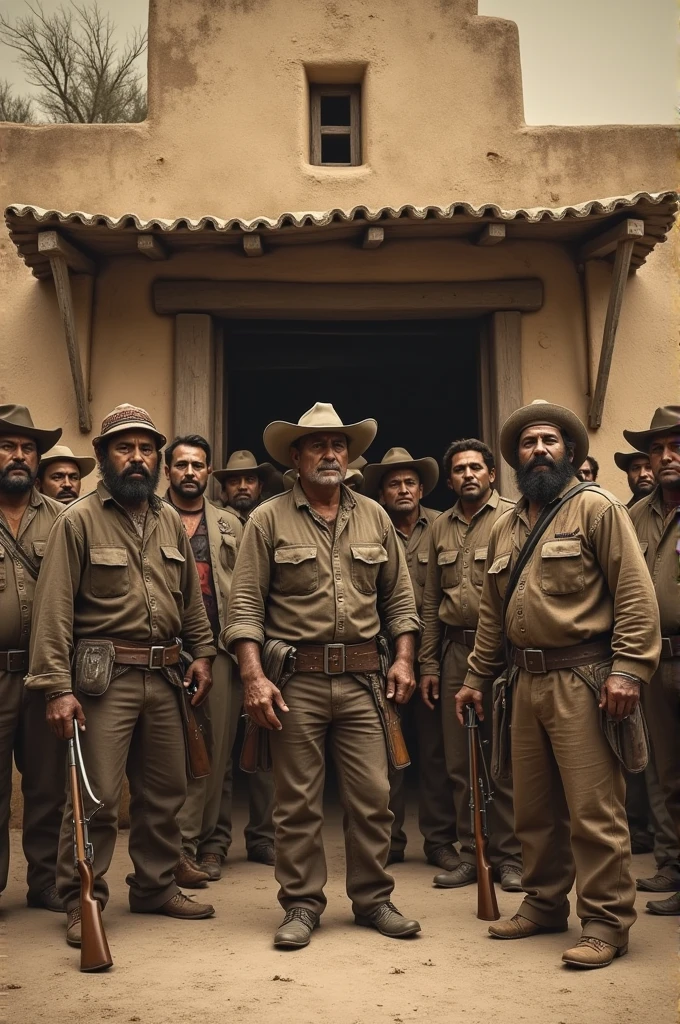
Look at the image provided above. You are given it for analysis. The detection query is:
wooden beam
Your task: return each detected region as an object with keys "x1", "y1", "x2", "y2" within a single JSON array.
[
  {"x1": 243, "y1": 233, "x2": 264, "y2": 257},
  {"x1": 490, "y1": 311, "x2": 522, "y2": 499},
  {"x1": 362, "y1": 226, "x2": 384, "y2": 249},
  {"x1": 174, "y1": 314, "x2": 215, "y2": 440},
  {"x1": 579, "y1": 218, "x2": 644, "y2": 262},
  {"x1": 588, "y1": 238, "x2": 635, "y2": 429},
  {"x1": 38, "y1": 230, "x2": 94, "y2": 275},
  {"x1": 476, "y1": 224, "x2": 506, "y2": 247},
  {"x1": 46, "y1": 255, "x2": 91, "y2": 432},
  {"x1": 137, "y1": 234, "x2": 168, "y2": 261},
  {"x1": 154, "y1": 279, "x2": 543, "y2": 319}
]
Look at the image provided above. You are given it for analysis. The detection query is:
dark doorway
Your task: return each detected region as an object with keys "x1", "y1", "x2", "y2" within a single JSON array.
[{"x1": 224, "y1": 318, "x2": 481, "y2": 511}]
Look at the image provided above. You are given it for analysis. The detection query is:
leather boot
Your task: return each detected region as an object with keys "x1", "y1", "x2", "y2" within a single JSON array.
[
  {"x1": 498, "y1": 865, "x2": 523, "y2": 892},
  {"x1": 174, "y1": 853, "x2": 210, "y2": 889},
  {"x1": 149, "y1": 892, "x2": 215, "y2": 919},
  {"x1": 66, "y1": 907, "x2": 82, "y2": 947},
  {"x1": 646, "y1": 891, "x2": 680, "y2": 915},
  {"x1": 637, "y1": 870, "x2": 680, "y2": 893},
  {"x1": 355, "y1": 901, "x2": 421, "y2": 938},
  {"x1": 427, "y1": 845, "x2": 460, "y2": 873},
  {"x1": 274, "y1": 908, "x2": 319, "y2": 949},
  {"x1": 27, "y1": 884, "x2": 65, "y2": 912},
  {"x1": 247, "y1": 843, "x2": 275, "y2": 866},
  {"x1": 489, "y1": 913, "x2": 568, "y2": 939},
  {"x1": 562, "y1": 937, "x2": 627, "y2": 968},
  {"x1": 433, "y1": 861, "x2": 476, "y2": 888},
  {"x1": 197, "y1": 853, "x2": 222, "y2": 881}
]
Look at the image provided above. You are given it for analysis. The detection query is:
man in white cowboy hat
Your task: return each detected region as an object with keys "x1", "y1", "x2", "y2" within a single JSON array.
[
  {"x1": 613, "y1": 449, "x2": 655, "y2": 508},
  {"x1": 36, "y1": 444, "x2": 96, "y2": 505},
  {"x1": 225, "y1": 402, "x2": 422, "y2": 949},
  {"x1": 26, "y1": 404, "x2": 217, "y2": 949},
  {"x1": 419, "y1": 438, "x2": 522, "y2": 892},
  {"x1": 456, "y1": 400, "x2": 660, "y2": 968},
  {"x1": 364, "y1": 447, "x2": 457, "y2": 873},
  {"x1": 213, "y1": 450, "x2": 281, "y2": 526},
  {"x1": 626, "y1": 407, "x2": 680, "y2": 916},
  {"x1": 0, "y1": 404, "x2": 65, "y2": 913}
]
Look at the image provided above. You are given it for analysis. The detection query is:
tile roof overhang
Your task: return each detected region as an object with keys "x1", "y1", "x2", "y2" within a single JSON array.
[{"x1": 4, "y1": 190, "x2": 677, "y2": 281}]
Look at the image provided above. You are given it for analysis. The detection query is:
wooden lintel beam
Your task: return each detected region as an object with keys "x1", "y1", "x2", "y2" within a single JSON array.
[
  {"x1": 243, "y1": 233, "x2": 264, "y2": 257},
  {"x1": 137, "y1": 234, "x2": 168, "y2": 260},
  {"x1": 38, "y1": 230, "x2": 94, "y2": 275},
  {"x1": 579, "y1": 218, "x2": 644, "y2": 262},
  {"x1": 476, "y1": 224, "x2": 506, "y2": 246},
  {"x1": 588, "y1": 237, "x2": 636, "y2": 429},
  {"x1": 362, "y1": 226, "x2": 384, "y2": 249},
  {"x1": 46, "y1": 254, "x2": 92, "y2": 433}
]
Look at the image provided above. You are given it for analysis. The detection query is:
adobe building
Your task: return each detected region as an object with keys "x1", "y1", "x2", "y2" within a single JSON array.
[{"x1": 0, "y1": 0, "x2": 676, "y2": 505}]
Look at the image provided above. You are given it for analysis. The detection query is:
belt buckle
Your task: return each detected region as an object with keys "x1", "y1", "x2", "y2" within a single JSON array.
[
  {"x1": 463, "y1": 630, "x2": 476, "y2": 647},
  {"x1": 323, "y1": 644, "x2": 346, "y2": 675},
  {"x1": 523, "y1": 648, "x2": 547, "y2": 673},
  {"x1": 6, "y1": 649, "x2": 25, "y2": 673},
  {"x1": 661, "y1": 637, "x2": 673, "y2": 659},
  {"x1": 148, "y1": 645, "x2": 166, "y2": 669}
]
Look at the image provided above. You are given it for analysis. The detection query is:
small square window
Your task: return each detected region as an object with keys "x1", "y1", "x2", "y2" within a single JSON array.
[{"x1": 310, "y1": 85, "x2": 361, "y2": 166}]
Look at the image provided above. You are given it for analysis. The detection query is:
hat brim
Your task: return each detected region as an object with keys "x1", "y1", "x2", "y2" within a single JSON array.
[
  {"x1": 500, "y1": 403, "x2": 589, "y2": 471},
  {"x1": 614, "y1": 450, "x2": 648, "y2": 471},
  {"x1": 212, "y1": 461, "x2": 279, "y2": 486},
  {"x1": 0, "y1": 420, "x2": 62, "y2": 456},
  {"x1": 40, "y1": 454, "x2": 96, "y2": 475},
  {"x1": 363, "y1": 457, "x2": 439, "y2": 498},
  {"x1": 263, "y1": 418, "x2": 377, "y2": 468},
  {"x1": 93, "y1": 421, "x2": 166, "y2": 448},
  {"x1": 623, "y1": 425, "x2": 680, "y2": 453}
]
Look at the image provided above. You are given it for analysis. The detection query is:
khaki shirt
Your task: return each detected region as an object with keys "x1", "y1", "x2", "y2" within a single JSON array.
[
  {"x1": 223, "y1": 482, "x2": 420, "y2": 650},
  {"x1": 393, "y1": 506, "x2": 439, "y2": 616},
  {"x1": 0, "y1": 489, "x2": 62, "y2": 650},
  {"x1": 26, "y1": 482, "x2": 216, "y2": 694},
  {"x1": 629, "y1": 487, "x2": 679, "y2": 636},
  {"x1": 419, "y1": 490, "x2": 515, "y2": 676},
  {"x1": 465, "y1": 483, "x2": 661, "y2": 693}
]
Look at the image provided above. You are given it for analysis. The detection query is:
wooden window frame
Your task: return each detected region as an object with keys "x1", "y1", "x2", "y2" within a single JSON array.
[{"x1": 310, "y1": 85, "x2": 361, "y2": 167}]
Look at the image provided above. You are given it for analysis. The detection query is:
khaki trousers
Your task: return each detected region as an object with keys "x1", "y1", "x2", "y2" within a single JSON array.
[
  {"x1": 388, "y1": 690, "x2": 457, "y2": 857},
  {"x1": 57, "y1": 669, "x2": 185, "y2": 912},
  {"x1": 0, "y1": 670, "x2": 66, "y2": 894},
  {"x1": 440, "y1": 640, "x2": 521, "y2": 868},
  {"x1": 512, "y1": 668, "x2": 635, "y2": 946},
  {"x1": 626, "y1": 757, "x2": 680, "y2": 870},
  {"x1": 269, "y1": 671, "x2": 394, "y2": 917},
  {"x1": 643, "y1": 662, "x2": 680, "y2": 846}
]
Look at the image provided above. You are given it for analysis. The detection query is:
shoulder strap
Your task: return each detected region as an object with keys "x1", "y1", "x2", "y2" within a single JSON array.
[{"x1": 0, "y1": 519, "x2": 42, "y2": 581}]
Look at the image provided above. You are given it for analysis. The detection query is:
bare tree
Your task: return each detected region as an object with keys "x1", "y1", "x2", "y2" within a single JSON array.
[
  {"x1": 0, "y1": 1, "x2": 147, "y2": 124},
  {"x1": 0, "y1": 80, "x2": 34, "y2": 122}
]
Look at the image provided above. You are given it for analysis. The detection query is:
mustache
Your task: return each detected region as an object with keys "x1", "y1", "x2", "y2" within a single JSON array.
[
  {"x1": 122, "y1": 463, "x2": 151, "y2": 478},
  {"x1": 526, "y1": 454, "x2": 555, "y2": 470},
  {"x1": 6, "y1": 461, "x2": 29, "y2": 472},
  {"x1": 318, "y1": 461, "x2": 341, "y2": 471}
]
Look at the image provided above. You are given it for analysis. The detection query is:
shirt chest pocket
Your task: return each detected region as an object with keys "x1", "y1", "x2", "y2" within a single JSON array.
[
  {"x1": 350, "y1": 544, "x2": 388, "y2": 595},
  {"x1": 415, "y1": 550, "x2": 429, "y2": 587},
  {"x1": 90, "y1": 546, "x2": 130, "y2": 598},
  {"x1": 472, "y1": 546, "x2": 488, "y2": 588},
  {"x1": 487, "y1": 552, "x2": 511, "y2": 598},
  {"x1": 438, "y1": 549, "x2": 460, "y2": 590},
  {"x1": 540, "y1": 539, "x2": 584, "y2": 596},
  {"x1": 219, "y1": 533, "x2": 237, "y2": 572},
  {"x1": 160, "y1": 545, "x2": 185, "y2": 591},
  {"x1": 274, "y1": 545, "x2": 318, "y2": 595}
]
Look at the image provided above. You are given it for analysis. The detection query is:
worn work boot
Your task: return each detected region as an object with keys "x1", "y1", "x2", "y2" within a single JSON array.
[
  {"x1": 174, "y1": 853, "x2": 210, "y2": 889},
  {"x1": 562, "y1": 937, "x2": 627, "y2": 969},
  {"x1": 386, "y1": 849, "x2": 405, "y2": 866},
  {"x1": 150, "y1": 892, "x2": 215, "y2": 919},
  {"x1": 637, "y1": 870, "x2": 680, "y2": 893},
  {"x1": 66, "y1": 907, "x2": 82, "y2": 948},
  {"x1": 499, "y1": 865, "x2": 524, "y2": 892},
  {"x1": 433, "y1": 861, "x2": 476, "y2": 889},
  {"x1": 197, "y1": 853, "x2": 222, "y2": 881},
  {"x1": 355, "y1": 901, "x2": 421, "y2": 938},
  {"x1": 646, "y1": 892, "x2": 680, "y2": 915},
  {"x1": 273, "y1": 908, "x2": 319, "y2": 949},
  {"x1": 247, "y1": 843, "x2": 275, "y2": 866},
  {"x1": 27, "y1": 884, "x2": 65, "y2": 913},
  {"x1": 427, "y1": 845, "x2": 460, "y2": 873},
  {"x1": 489, "y1": 913, "x2": 568, "y2": 939}
]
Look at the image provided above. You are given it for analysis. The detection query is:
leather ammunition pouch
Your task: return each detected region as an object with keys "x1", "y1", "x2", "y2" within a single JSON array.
[
  {"x1": 573, "y1": 660, "x2": 649, "y2": 774},
  {"x1": 74, "y1": 640, "x2": 116, "y2": 696}
]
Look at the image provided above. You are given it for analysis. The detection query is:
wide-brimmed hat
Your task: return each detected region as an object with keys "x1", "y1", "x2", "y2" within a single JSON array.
[
  {"x1": 212, "y1": 450, "x2": 279, "y2": 488},
  {"x1": 39, "y1": 444, "x2": 95, "y2": 476},
  {"x1": 93, "y1": 404, "x2": 166, "y2": 449},
  {"x1": 0, "y1": 404, "x2": 61, "y2": 455},
  {"x1": 614, "y1": 450, "x2": 649, "y2": 472},
  {"x1": 623, "y1": 406, "x2": 680, "y2": 453},
  {"x1": 282, "y1": 461, "x2": 365, "y2": 492},
  {"x1": 263, "y1": 402, "x2": 377, "y2": 468},
  {"x1": 500, "y1": 399, "x2": 589, "y2": 470},
  {"x1": 364, "y1": 447, "x2": 439, "y2": 497}
]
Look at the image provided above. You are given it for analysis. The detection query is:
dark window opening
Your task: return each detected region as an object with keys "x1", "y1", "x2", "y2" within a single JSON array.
[
  {"x1": 321, "y1": 133, "x2": 352, "y2": 164},
  {"x1": 310, "y1": 85, "x2": 361, "y2": 166},
  {"x1": 320, "y1": 94, "x2": 351, "y2": 126}
]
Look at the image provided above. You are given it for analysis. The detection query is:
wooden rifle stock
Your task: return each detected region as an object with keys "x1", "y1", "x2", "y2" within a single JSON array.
[
  {"x1": 466, "y1": 705, "x2": 500, "y2": 922},
  {"x1": 68, "y1": 737, "x2": 113, "y2": 972}
]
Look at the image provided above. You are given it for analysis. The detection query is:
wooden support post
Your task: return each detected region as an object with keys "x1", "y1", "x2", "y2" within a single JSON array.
[
  {"x1": 490, "y1": 311, "x2": 522, "y2": 499},
  {"x1": 362, "y1": 226, "x2": 384, "y2": 249},
  {"x1": 579, "y1": 219, "x2": 643, "y2": 262},
  {"x1": 137, "y1": 234, "x2": 168, "y2": 260},
  {"x1": 174, "y1": 314, "x2": 215, "y2": 440},
  {"x1": 476, "y1": 224, "x2": 506, "y2": 247},
  {"x1": 46, "y1": 254, "x2": 92, "y2": 433},
  {"x1": 38, "y1": 231, "x2": 94, "y2": 275},
  {"x1": 588, "y1": 237, "x2": 635, "y2": 428},
  {"x1": 243, "y1": 234, "x2": 264, "y2": 257}
]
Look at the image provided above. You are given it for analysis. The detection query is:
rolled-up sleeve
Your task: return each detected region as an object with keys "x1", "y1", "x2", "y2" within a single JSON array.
[
  {"x1": 418, "y1": 533, "x2": 443, "y2": 675},
  {"x1": 222, "y1": 518, "x2": 272, "y2": 653},
  {"x1": 377, "y1": 518, "x2": 421, "y2": 640}
]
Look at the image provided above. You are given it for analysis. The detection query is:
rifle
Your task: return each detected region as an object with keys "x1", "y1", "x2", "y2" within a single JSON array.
[
  {"x1": 466, "y1": 704, "x2": 500, "y2": 922},
  {"x1": 68, "y1": 726, "x2": 113, "y2": 972}
]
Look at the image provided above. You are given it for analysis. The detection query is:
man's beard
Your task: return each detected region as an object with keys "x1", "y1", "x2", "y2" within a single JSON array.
[
  {"x1": 515, "y1": 453, "x2": 576, "y2": 504},
  {"x1": 230, "y1": 493, "x2": 258, "y2": 513},
  {"x1": 305, "y1": 460, "x2": 344, "y2": 487},
  {"x1": 0, "y1": 462, "x2": 37, "y2": 495},
  {"x1": 100, "y1": 455, "x2": 160, "y2": 504},
  {"x1": 633, "y1": 480, "x2": 655, "y2": 499},
  {"x1": 172, "y1": 478, "x2": 207, "y2": 500}
]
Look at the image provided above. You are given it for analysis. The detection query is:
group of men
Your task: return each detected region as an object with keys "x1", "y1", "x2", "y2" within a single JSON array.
[{"x1": 0, "y1": 394, "x2": 677, "y2": 972}]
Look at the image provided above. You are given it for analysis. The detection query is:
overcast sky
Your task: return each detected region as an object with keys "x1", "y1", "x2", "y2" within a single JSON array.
[{"x1": 0, "y1": 0, "x2": 676, "y2": 124}]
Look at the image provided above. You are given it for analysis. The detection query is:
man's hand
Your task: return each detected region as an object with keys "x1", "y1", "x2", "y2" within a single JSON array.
[
  {"x1": 599, "y1": 673, "x2": 640, "y2": 722},
  {"x1": 46, "y1": 694, "x2": 85, "y2": 740},
  {"x1": 243, "y1": 673, "x2": 289, "y2": 730},
  {"x1": 455, "y1": 684, "x2": 484, "y2": 726},
  {"x1": 184, "y1": 657, "x2": 213, "y2": 706},
  {"x1": 420, "y1": 674, "x2": 440, "y2": 710},
  {"x1": 387, "y1": 657, "x2": 416, "y2": 704}
]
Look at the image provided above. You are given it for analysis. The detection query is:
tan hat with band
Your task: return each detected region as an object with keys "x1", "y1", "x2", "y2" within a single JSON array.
[
  {"x1": 212, "y1": 449, "x2": 279, "y2": 488},
  {"x1": 500, "y1": 399, "x2": 589, "y2": 471},
  {"x1": 93, "y1": 404, "x2": 166, "y2": 448},
  {"x1": 363, "y1": 447, "x2": 439, "y2": 498},
  {"x1": 39, "y1": 444, "x2": 96, "y2": 476},
  {"x1": 263, "y1": 402, "x2": 377, "y2": 468},
  {"x1": 0, "y1": 404, "x2": 61, "y2": 455}
]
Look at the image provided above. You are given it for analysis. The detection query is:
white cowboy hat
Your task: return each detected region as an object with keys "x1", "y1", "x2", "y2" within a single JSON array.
[{"x1": 263, "y1": 402, "x2": 377, "y2": 468}]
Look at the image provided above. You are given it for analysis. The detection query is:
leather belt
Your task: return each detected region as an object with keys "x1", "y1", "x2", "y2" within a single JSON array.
[
  {"x1": 293, "y1": 639, "x2": 380, "y2": 675},
  {"x1": 661, "y1": 636, "x2": 680, "y2": 660},
  {"x1": 513, "y1": 638, "x2": 612, "y2": 674},
  {"x1": 110, "y1": 641, "x2": 182, "y2": 669},
  {"x1": 0, "y1": 649, "x2": 28, "y2": 673},
  {"x1": 444, "y1": 626, "x2": 476, "y2": 648}
]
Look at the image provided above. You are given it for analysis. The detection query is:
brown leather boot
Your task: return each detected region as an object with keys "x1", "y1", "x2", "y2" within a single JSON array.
[
  {"x1": 154, "y1": 892, "x2": 215, "y2": 919},
  {"x1": 66, "y1": 907, "x2": 82, "y2": 947},
  {"x1": 433, "y1": 861, "x2": 476, "y2": 888},
  {"x1": 197, "y1": 853, "x2": 222, "y2": 881},
  {"x1": 27, "y1": 884, "x2": 65, "y2": 913},
  {"x1": 174, "y1": 853, "x2": 210, "y2": 889},
  {"x1": 355, "y1": 901, "x2": 421, "y2": 938},
  {"x1": 427, "y1": 845, "x2": 460, "y2": 873},
  {"x1": 562, "y1": 936, "x2": 627, "y2": 968},
  {"x1": 646, "y1": 891, "x2": 680, "y2": 915},
  {"x1": 489, "y1": 913, "x2": 568, "y2": 939}
]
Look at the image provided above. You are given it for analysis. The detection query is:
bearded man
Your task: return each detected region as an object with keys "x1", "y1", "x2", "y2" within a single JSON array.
[
  {"x1": 26, "y1": 405, "x2": 217, "y2": 951},
  {"x1": 456, "y1": 400, "x2": 660, "y2": 969}
]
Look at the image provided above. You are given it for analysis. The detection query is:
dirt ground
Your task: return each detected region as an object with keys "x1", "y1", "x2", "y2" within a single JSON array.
[{"x1": 2, "y1": 806, "x2": 678, "y2": 1024}]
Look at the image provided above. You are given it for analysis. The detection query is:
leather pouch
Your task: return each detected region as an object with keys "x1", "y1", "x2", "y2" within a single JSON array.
[
  {"x1": 239, "y1": 639, "x2": 296, "y2": 774},
  {"x1": 74, "y1": 639, "x2": 116, "y2": 696},
  {"x1": 491, "y1": 666, "x2": 516, "y2": 780},
  {"x1": 573, "y1": 660, "x2": 649, "y2": 773}
]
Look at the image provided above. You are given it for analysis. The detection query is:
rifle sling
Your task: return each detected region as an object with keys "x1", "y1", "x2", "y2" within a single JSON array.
[{"x1": 0, "y1": 519, "x2": 42, "y2": 581}]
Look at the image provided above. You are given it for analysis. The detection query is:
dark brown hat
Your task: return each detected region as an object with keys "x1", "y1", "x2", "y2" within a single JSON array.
[
  {"x1": 613, "y1": 450, "x2": 649, "y2": 472},
  {"x1": 0, "y1": 404, "x2": 62, "y2": 455},
  {"x1": 623, "y1": 406, "x2": 680, "y2": 453},
  {"x1": 363, "y1": 447, "x2": 439, "y2": 498},
  {"x1": 500, "y1": 399, "x2": 589, "y2": 470},
  {"x1": 212, "y1": 449, "x2": 279, "y2": 488}
]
